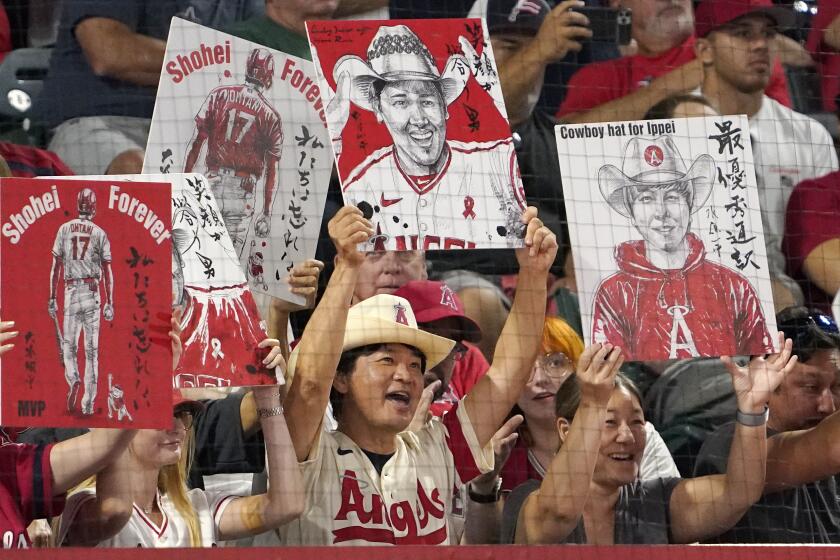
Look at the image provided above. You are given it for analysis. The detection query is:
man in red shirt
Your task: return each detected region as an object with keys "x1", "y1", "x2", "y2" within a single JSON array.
[
  {"x1": 784, "y1": 171, "x2": 840, "y2": 311},
  {"x1": 393, "y1": 280, "x2": 489, "y2": 417},
  {"x1": 556, "y1": 0, "x2": 790, "y2": 123}
]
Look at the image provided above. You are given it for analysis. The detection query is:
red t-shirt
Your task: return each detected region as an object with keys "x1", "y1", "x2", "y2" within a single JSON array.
[
  {"x1": 499, "y1": 436, "x2": 541, "y2": 492},
  {"x1": 430, "y1": 342, "x2": 488, "y2": 417},
  {"x1": 783, "y1": 171, "x2": 840, "y2": 310},
  {"x1": 0, "y1": 142, "x2": 74, "y2": 178},
  {"x1": 0, "y1": 442, "x2": 65, "y2": 548},
  {"x1": 557, "y1": 35, "x2": 792, "y2": 117},
  {"x1": 807, "y1": 0, "x2": 840, "y2": 112}
]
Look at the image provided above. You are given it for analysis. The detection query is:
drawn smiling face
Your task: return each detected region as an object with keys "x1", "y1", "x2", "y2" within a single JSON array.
[{"x1": 628, "y1": 183, "x2": 692, "y2": 253}]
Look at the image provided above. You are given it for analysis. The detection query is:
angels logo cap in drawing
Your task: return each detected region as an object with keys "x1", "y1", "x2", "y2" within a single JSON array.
[
  {"x1": 393, "y1": 280, "x2": 482, "y2": 342},
  {"x1": 695, "y1": 0, "x2": 794, "y2": 38},
  {"x1": 284, "y1": 294, "x2": 455, "y2": 382},
  {"x1": 333, "y1": 24, "x2": 469, "y2": 112},
  {"x1": 597, "y1": 135, "x2": 715, "y2": 218},
  {"x1": 486, "y1": 0, "x2": 551, "y2": 36}
]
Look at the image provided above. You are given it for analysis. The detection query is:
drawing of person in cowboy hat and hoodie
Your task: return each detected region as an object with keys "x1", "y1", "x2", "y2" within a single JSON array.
[
  {"x1": 317, "y1": 24, "x2": 527, "y2": 252},
  {"x1": 591, "y1": 134, "x2": 774, "y2": 361}
]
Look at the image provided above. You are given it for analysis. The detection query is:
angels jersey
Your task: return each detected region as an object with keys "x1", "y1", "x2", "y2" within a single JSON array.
[
  {"x1": 193, "y1": 84, "x2": 283, "y2": 178},
  {"x1": 51, "y1": 219, "x2": 111, "y2": 280},
  {"x1": 342, "y1": 139, "x2": 526, "y2": 251},
  {"x1": 57, "y1": 487, "x2": 236, "y2": 548},
  {"x1": 255, "y1": 403, "x2": 492, "y2": 546}
]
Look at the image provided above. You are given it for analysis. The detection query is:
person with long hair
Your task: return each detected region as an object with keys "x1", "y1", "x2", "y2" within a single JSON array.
[
  {"x1": 0, "y1": 321, "x2": 137, "y2": 549},
  {"x1": 55, "y1": 322, "x2": 304, "y2": 547},
  {"x1": 503, "y1": 333, "x2": 796, "y2": 544}
]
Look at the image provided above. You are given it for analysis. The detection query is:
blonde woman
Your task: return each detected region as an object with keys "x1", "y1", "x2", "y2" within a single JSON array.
[{"x1": 56, "y1": 321, "x2": 304, "y2": 547}]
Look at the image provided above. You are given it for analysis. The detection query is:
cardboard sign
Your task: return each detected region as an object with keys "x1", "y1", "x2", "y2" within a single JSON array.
[
  {"x1": 143, "y1": 17, "x2": 332, "y2": 305},
  {"x1": 555, "y1": 116, "x2": 779, "y2": 361},
  {"x1": 307, "y1": 18, "x2": 527, "y2": 252},
  {"x1": 0, "y1": 178, "x2": 172, "y2": 428},
  {"x1": 64, "y1": 174, "x2": 278, "y2": 389}
]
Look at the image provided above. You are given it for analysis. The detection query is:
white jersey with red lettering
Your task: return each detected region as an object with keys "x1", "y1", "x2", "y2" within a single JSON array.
[
  {"x1": 51, "y1": 219, "x2": 111, "y2": 280},
  {"x1": 57, "y1": 487, "x2": 237, "y2": 548},
  {"x1": 342, "y1": 139, "x2": 526, "y2": 251},
  {"x1": 254, "y1": 403, "x2": 492, "y2": 546}
]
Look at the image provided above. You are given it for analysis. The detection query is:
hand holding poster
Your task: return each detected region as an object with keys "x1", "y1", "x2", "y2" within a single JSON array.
[
  {"x1": 68, "y1": 174, "x2": 278, "y2": 389},
  {"x1": 143, "y1": 18, "x2": 332, "y2": 305},
  {"x1": 0, "y1": 178, "x2": 172, "y2": 428},
  {"x1": 307, "y1": 18, "x2": 528, "y2": 252},
  {"x1": 555, "y1": 116, "x2": 778, "y2": 361}
]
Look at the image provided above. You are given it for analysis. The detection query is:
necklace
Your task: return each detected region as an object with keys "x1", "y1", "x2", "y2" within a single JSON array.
[{"x1": 139, "y1": 493, "x2": 157, "y2": 515}]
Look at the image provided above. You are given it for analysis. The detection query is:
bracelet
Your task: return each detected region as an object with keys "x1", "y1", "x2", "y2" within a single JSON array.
[
  {"x1": 257, "y1": 406, "x2": 284, "y2": 419},
  {"x1": 468, "y1": 478, "x2": 502, "y2": 504},
  {"x1": 736, "y1": 406, "x2": 768, "y2": 427}
]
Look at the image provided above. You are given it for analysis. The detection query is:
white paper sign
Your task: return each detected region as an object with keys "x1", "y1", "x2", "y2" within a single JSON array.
[{"x1": 555, "y1": 116, "x2": 779, "y2": 361}]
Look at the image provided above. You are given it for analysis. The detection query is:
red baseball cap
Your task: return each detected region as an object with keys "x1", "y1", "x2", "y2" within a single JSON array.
[
  {"x1": 694, "y1": 0, "x2": 794, "y2": 38},
  {"x1": 173, "y1": 390, "x2": 205, "y2": 416},
  {"x1": 392, "y1": 280, "x2": 482, "y2": 343}
]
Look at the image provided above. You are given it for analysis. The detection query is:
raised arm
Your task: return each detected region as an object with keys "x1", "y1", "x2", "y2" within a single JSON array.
[
  {"x1": 217, "y1": 382, "x2": 304, "y2": 540},
  {"x1": 284, "y1": 206, "x2": 371, "y2": 461},
  {"x1": 517, "y1": 345, "x2": 624, "y2": 544},
  {"x1": 669, "y1": 333, "x2": 796, "y2": 543},
  {"x1": 50, "y1": 429, "x2": 137, "y2": 495},
  {"x1": 463, "y1": 207, "x2": 557, "y2": 447}
]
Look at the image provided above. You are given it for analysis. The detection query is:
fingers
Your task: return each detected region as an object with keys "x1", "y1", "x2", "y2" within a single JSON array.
[
  {"x1": 577, "y1": 343, "x2": 600, "y2": 374},
  {"x1": 720, "y1": 355, "x2": 741, "y2": 379},
  {"x1": 0, "y1": 326, "x2": 19, "y2": 345},
  {"x1": 408, "y1": 380, "x2": 439, "y2": 432},
  {"x1": 494, "y1": 414, "x2": 525, "y2": 441}
]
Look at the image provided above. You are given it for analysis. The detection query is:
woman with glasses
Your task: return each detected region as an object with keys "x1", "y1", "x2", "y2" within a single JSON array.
[
  {"x1": 463, "y1": 318, "x2": 678, "y2": 543},
  {"x1": 55, "y1": 322, "x2": 304, "y2": 548}
]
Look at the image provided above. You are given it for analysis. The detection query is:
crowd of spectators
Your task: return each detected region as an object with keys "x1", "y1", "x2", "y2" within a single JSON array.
[{"x1": 0, "y1": 0, "x2": 838, "y2": 550}]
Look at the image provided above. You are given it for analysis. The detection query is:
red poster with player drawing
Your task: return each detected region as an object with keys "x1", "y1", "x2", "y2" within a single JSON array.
[
  {"x1": 0, "y1": 178, "x2": 173, "y2": 429},
  {"x1": 307, "y1": 18, "x2": 528, "y2": 252}
]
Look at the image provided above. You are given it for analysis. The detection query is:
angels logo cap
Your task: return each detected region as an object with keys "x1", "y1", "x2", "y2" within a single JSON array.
[
  {"x1": 486, "y1": 0, "x2": 551, "y2": 35},
  {"x1": 695, "y1": 0, "x2": 794, "y2": 38},
  {"x1": 392, "y1": 280, "x2": 482, "y2": 342},
  {"x1": 173, "y1": 390, "x2": 205, "y2": 416}
]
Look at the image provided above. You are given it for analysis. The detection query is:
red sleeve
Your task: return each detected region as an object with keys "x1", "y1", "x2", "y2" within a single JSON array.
[
  {"x1": 808, "y1": 0, "x2": 840, "y2": 52},
  {"x1": 783, "y1": 174, "x2": 840, "y2": 276},
  {"x1": 448, "y1": 343, "x2": 489, "y2": 399},
  {"x1": 0, "y1": 4, "x2": 10, "y2": 64},
  {"x1": 441, "y1": 403, "x2": 488, "y2": 483},
  {"x1": 556, "y1": 62, "x2": 622, "y2": 118},
  {"x1": 11, "y1": 443, "x2": 65, "y2": 522},
  {"x1": 765, "y1": 59, "x2": 792, "y2": 108}
]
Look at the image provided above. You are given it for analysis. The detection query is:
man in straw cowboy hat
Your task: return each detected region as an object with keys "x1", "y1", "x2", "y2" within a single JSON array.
[
  {"x1": 591, "y1": 134, "x2": 773, "y2": 361},
  {"x1": 254, "y1": 203, "x2": 557, "y2": 545},
  {"x1": 322, "y1": 24, "x2": 527, "y2": 252}
]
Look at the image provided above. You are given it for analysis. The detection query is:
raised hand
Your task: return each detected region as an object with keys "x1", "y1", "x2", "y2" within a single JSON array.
[
  {"x1": 259, "y1": 338, "x2": 287, "y2": 373},
  {"x1": 515, "y1": 206, "x2": 558, "y2": 273},
  {"x1": 576, "y1": 343, "x2": 624, "y2": 406},
  {"x1": 723, "y1": 331, "x2": 797, "y2": 414},
  {"x1": 328, "y1": 206, "x2": 373, "y2": 267},
  {"x1": 408, "y1": 379, "x2": 440, "y2": 432},
  {"x1": 470, "y1": 414, "x2": 524, "y2": 492},
  {"x1": 533, "y1": 0, "x2": 593, "y2": 63},
  {"x1": 0, "y1": 320, "x2": 18, "y2": 356}
]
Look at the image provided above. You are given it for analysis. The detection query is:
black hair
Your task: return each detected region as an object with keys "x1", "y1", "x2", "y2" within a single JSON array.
[
  {"x1": 330, "y1": 343, "x2": 428, "y2": 422},
  {"x1": 624, "y1": 181, "x2": 694, "y2": 219},
  {"x1": 368, "y1": 78, "x2": 445, "y2": 112},
  {"x1": 776, "y1": 306, "x2": 840, "y2": 364},
  {"x1": 554, "y1": 372, "x2": 643, "y2": 422},
  {"x1": 644, "y1": 94, "x2": 717, "y2": 120}
]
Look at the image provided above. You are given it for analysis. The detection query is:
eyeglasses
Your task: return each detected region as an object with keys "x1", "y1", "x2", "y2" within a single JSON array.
[
  {"x1": 173, "y1": 409, "x2": 194, "y2": 430},
  {"x1": 531, "y1": 352, "x2": 573, "y2": 380}
]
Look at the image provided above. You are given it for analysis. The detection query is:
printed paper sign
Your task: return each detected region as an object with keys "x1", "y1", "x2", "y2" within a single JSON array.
[
  {"x1": 143, "y1": 17, "x2": 332, "y2": 305},
  {"x1": 65, "y1": 174, "x2": 278, "y2": 389},
  {"x1": 555, "y1": 116, "x2": 779, "y2": 361},
  {"x1": 0, "y1": 178, "x2": 172, "y2": 428},
  {"x1": 307, "y1": 18, "x2": 527, "y2": 251}
]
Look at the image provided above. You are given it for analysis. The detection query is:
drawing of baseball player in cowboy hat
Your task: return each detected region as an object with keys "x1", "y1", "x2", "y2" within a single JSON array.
[
  {"x1": 315, "y1": 24, "x2": 527, "y2": 252},
  {"x1": 591, "y1": 134, "x2": 773, "y2": 361}
]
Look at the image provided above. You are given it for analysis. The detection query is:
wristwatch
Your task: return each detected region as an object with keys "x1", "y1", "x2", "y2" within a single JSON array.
[
  {"x1": 468, "y1": 478, "x2": 502, "y2": 504},
  {"x1": 257, "y1": 406, "x2": 284, "y2": 419},
  {"x1": 736, "y1": 405, "x2": 769, "y2": 427}
]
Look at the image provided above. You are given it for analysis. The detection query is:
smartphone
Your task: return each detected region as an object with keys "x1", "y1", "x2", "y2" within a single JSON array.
[{"x1": 574, "y1": 6, "x2": 633, "y2": 46}]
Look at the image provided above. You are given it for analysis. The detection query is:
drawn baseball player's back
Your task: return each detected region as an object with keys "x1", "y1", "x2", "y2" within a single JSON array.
[
  {"x1": 194, "y1": 84, "x2": 283, "y2": 178},
  {"x1": 52, "y1": 218, "x2": 112, "y2": 278}
]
